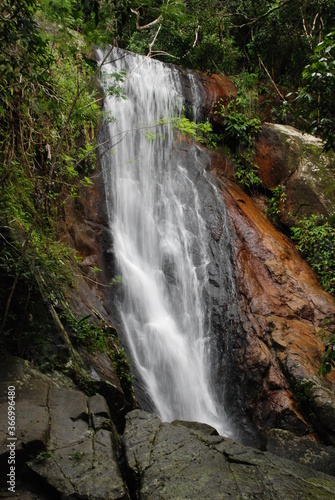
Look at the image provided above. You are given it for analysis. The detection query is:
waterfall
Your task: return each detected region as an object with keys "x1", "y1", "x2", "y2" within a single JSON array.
[{"x1": 98, "y1": 48, "x2": 231, "y2": 437}]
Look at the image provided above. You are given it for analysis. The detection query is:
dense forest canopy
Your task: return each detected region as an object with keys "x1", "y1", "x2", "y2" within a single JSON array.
[{"x1": 1, "y1": 0, "x2": 335, "y2": 371}]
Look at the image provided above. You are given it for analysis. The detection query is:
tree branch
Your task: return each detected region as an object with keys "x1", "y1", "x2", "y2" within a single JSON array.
[
  {"x1": 231, "y1": 0, "x2": 291, "y2": 29},
  {"x1": 257, "y1": 53, "x2": 285, "y2": 101},
  {"x1": 130, "y1": 8, "x2": 163, "y2": 31}
]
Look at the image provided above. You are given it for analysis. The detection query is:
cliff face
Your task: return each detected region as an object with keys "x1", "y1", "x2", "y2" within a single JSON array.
[
  {"x1": 213, "y1": 164, "x2": 335, "y2": 443},
  {"x1": 2, "y1": 62, "x2": 335, "y2": 498},
  {"x1": 58, "y1": 70, "x2": 335, "y2": 446},
  {"x1": 175, "y1": 70, "x2": 335, "y2": 446}
]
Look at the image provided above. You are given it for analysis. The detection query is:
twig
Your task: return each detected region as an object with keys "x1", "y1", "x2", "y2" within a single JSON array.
[
  {"x1": 257, "y1": 53, "x2": 285, "y2": 101},
  {"x1": 74, "y1": 273, "x2": 115, "y2": 288},
  {"x1": 231, "y1": 0, "x2": 291, "y2": 29},
  {"x1": 130, "y1": 8, "x2": 163, "y2": 31}
]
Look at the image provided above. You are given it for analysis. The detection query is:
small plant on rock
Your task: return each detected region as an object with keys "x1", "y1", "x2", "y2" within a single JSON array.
[
  {"x1": 214, "y1": 88, "x2": 262, "y2": 190},
  {"x1": 265, "y1": 185, "x2": 287, "y2": 222},
  {"x1": 291, "y1": 214, "x2": 335, "y2": 295}
]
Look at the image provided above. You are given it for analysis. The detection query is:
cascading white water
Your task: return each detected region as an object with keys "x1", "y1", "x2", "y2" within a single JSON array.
[{"x1": 98, "y1": 48, "x2": 231, "y2": 436}]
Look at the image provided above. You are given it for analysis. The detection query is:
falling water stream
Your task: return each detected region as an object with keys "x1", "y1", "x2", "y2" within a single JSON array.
[{"x1": 98, "y1": 48, "x2": 231, "y2": 436}]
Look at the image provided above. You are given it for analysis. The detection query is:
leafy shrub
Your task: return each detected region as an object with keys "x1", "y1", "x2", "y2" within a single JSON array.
[
  {"x1": 173, "y1": 116, "x2": 219, "y2": 148},
  {"x1": 63, "y1": 314, "x2": 112, "y2": 352},
  {"x1": 297, "y1": 31, "x2": 335, "y2": 151},
  {"x1": 291, "y1": 214, "x2": 335, "y2": 295},
  {"x1": 215, "y1": 92, "x2": 262, "y2": 190},
  {"x1": 112, "y1": 346, "x2": 133, "y2": 390},
  {"x1": 265, "y1": 185, "x2": 287, "y2": 222}
]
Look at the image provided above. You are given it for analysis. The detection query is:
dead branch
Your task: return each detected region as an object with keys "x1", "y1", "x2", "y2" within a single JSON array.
[
  {"x1": 231, "y1": 0, "x2": 291, "y2": 29},
  {"x1": 130, "y1": 8, "x2": 163, "y2": 31},
  {"x1": 257, "y1": 53, "x2": 285, "y2": 101}
]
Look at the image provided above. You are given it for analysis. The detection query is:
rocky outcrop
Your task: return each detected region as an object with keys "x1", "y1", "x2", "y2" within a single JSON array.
[
  {"x1": 210, "y1": 159, "x2": 335, "y2": 444},
  {"x1": 255, "y1": 123, "x2": 335, "y2": 225},
  {"x1": 200, "y1": 73, "x2": 237, "y2": 123},
  {"x1": 124, "y1": 409, "x2": 335, "y2": 499},
  {"x1": 0, "y1": 356, "x2": 129, "y2": 499},
  {"x1": 3, "y1": 356, "x2": 331, "y2": 499},
  {"x1": 266, "y1": 428, "x2": 335, "y2": 476},
  {"x1": 3, "y1": 359, "x2": 335, "y2": 499}
]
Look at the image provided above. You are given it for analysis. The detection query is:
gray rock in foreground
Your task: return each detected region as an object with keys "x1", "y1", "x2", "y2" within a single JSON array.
[
  {"x1": 0, "y1": 356, "x2": 129, "y2": 499},
  {"x1": 266, "y1": 428, "x2": 335, "y2": 477},
  {"x1": 124, "y1": 409, "x2": 335, "y2": 499},
  {"x1": 2, "y1": 357, "x2": 335, "y2": 499}
]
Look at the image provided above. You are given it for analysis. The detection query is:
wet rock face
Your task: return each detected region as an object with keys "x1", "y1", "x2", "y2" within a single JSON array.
[
  {"x1": 200, "y1": 73, "x2": 237, "y2": 124},
  {"x1": 209, "y1": 165, "x2": 335, "y2": 444},
  {"x1": 174, "y1": 143, "x2": 247, "y2": 438},
  {"x1": 124, "y1": 409, "x2": 335, "y2": 499}
]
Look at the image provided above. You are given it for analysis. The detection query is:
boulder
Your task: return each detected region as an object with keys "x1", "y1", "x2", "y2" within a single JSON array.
[
  {"x1": 0, "y1": 356, "x2": 129, "y2": 499},
  {"x1": 255, "y1": 123, "x2": 335, "y2": 225},
  {"x1": 124, "y1": 409, "x2": 335, "y2": 499},
  {"x1": 266, "y1": 428, "x2": 335, "y2": 477}
]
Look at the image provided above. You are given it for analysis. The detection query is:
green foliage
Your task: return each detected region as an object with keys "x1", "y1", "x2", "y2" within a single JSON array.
[
  {"x1": 39, "y1": 0, "x2": 115, "y2": 45},
  {"x1": 221, "y1": 109, "x2": 261, "y2": 147},
  {"x1": 231, "y1": 152, "x2": 261, "y2": 190},
  {"x1": 291, "y1": 214, "x2": 335, "y2": 295},
  {"x1": 225, "y1": 0, "x2": 335, "y2": 86},
  {"x1": 145, "y1": 131, "x2": 165, "y2": 141},
  {"x1": 110, "y1": 275, "x2": 122, "y2": 286},
  {"x1": 215, "y1": 87, "x2": 262, "y2": 189},
  {"x1": 265, "y1": 185, "x2": 287, "y2": 221},
  {"x1": 35, "y1": 451, "x2": 53, "y2": 463},
  {"x1": 62, "y1": 311, "x2": 133, "y2": 390},
  {"x1": 293, "y1": 379, "x2": 317, "y2": 416},
  {"x1": 63, "y1": 313, "x2": 113, "y2": 352},
  {"x1": 0, "y1": 0, "x2": 128, "y2": 338},
  {"x1": 126, "y1": 0, "x2": 242, "y2": 74},
  {"x1": 69, "y1": 451, "x2": 84, "y2": 460},
  {"x1": 297, "y1": 31, "x2": 335, "y2": 151},
  {"x1": 0, "y1": 0, "x2": 53, "y2": 118},
  {"x1": 173, "y1": 116, "x2": 219, "y2": 148},
  {"x1": 112, "y1": 346, "x2": 134, "y2": 390},
  {"x1": 2, "y1": 161, "x2": 76, "y2": 284}
]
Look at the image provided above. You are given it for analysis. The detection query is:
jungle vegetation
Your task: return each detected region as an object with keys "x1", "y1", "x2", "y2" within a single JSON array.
[{"x1": 1, "y1": 0, "x2": 335, "y2": 372}]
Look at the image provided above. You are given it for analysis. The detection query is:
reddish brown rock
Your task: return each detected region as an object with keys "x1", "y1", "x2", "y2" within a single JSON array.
[
  {"x1": 200, "y1": 73, "x2": 237, "y2": 125},
  {"x1": 212, "y1": 164, "x2": 335, "y2": 441},
  {"x1": 254, "y1": 123, "x2": 294, "y2": 189},
  {"x1": 56, "y1": 165, "x2": 136, "y2": 429},
  {"x1": 59, "y1": 172, "x2": 111, "y2": 313}
]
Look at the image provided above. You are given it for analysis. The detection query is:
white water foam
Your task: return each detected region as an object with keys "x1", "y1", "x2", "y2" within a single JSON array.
[{"x1": 98, "y1": 48, "x2": 231, "y2": 436}]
